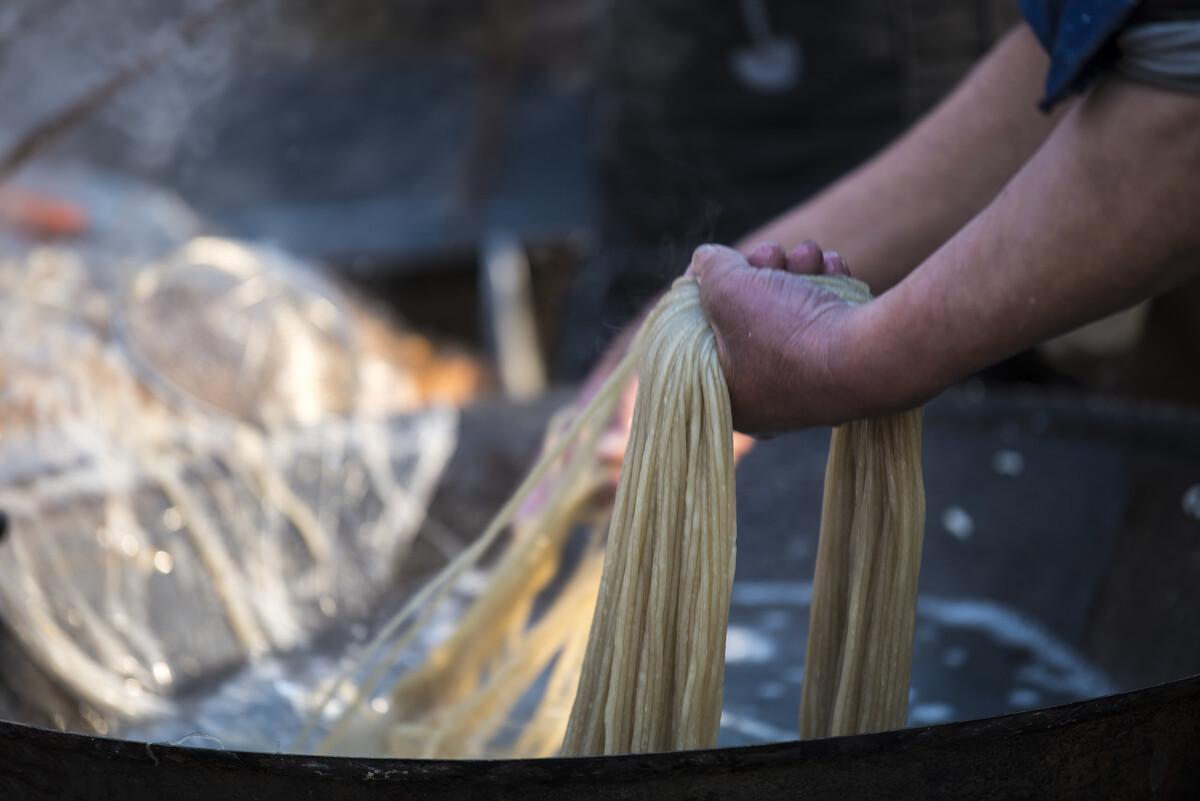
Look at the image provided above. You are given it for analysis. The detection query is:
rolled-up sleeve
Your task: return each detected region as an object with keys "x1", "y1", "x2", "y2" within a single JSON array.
[
  {"x1": 1020, "y1": 0, "x2": 1140, "y2": 109},
  {"x1": 1023, "y1": 0, "x2": 1200, "y2": 108}
]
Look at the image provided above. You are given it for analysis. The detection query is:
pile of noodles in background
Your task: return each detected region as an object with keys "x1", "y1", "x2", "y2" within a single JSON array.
[{"x1": 0, "y1": 172, "x2": 478, "y2": 734}]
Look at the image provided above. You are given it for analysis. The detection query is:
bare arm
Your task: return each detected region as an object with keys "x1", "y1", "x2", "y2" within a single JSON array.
[
  {"x1": 692, "y1": 72, "x2": 1200, "y2": 432},
  {"x1": 843, "y1": 76, "x2": 1200, "y2": 416},
  {"x1": 739, "y1": 24, "x2": 1067, "y2": 291}
]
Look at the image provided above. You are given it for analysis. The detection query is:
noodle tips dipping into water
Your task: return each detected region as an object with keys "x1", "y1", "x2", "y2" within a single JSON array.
[{"x1": 308, "y1": 273, "x2": 925, "y2": 759}]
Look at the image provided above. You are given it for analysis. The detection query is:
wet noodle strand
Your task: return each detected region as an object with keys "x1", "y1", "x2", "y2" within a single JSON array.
[{"x1": 309, "y1": 274, "x2": 925, "y2": 758}]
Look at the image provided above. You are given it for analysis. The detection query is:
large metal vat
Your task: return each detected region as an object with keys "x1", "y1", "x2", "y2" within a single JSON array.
[{"x1": 2, "y1": 387, "x2": 1199, "y2": 799}]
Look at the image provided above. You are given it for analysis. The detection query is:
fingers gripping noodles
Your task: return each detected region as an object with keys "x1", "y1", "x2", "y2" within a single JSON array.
[{"x1": 308, "y1": 274, "x2": 924, "y2": 757}]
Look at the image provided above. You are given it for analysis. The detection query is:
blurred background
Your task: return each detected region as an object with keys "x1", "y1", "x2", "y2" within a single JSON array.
[
  {"x1": 2, "y1": 0, "x2": 1200, "y2": 751},
  {"x1": 3, "y1": 0, "x2": 1197, "y2": 397}
]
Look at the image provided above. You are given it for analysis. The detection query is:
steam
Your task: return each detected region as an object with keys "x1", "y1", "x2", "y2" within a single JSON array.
[
  {"x1": 101, "y1": 9, "x2": 240, "y2": 169},
  {"x1": 0, "y1": 0, "x2": 258, "y2": 172}
]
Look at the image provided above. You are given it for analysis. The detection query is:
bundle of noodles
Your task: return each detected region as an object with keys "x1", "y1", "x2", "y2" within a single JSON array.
[
  {"x1": 561, "y1": 278, "x2": 735, "y2": 755},
  {"x1": 563, "y1": 274, "x2": 925, "y2": 754},
  {"x1": 307, "y1": 277, "x2": 730, "y2": 757},
  {"x1": 799, "y1": 411, "x2": 925, "y2": 738},
  {"x1": 310, "y1": 271, "x2": 925, "y2": 758}
]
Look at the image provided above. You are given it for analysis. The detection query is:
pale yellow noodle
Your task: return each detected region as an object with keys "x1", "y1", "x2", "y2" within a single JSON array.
[
  {"x1": 799, "y1": 412, "x2": 925, "y2": 738},
  {"x1": 563, "y1": 274, "x2": 923, "y2": 753},
  {"x1": 562, "y1": 278, "x2": 736, "y2": 755},
  {"x1": 395, "y1": 547, "x2": 606, "y2": 758},
  {"x1": 304, "y1": 302, "x2": 648, "y2": 754},
  {"x1": 314, "y1": 273, "x2": 924, "y2": 759}
]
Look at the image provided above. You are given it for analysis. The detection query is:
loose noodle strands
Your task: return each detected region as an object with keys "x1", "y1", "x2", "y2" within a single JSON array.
[
  {"x1": 401, "y1": 546, "x2": 607, "y2": 758},
  {"x1": 562, "y1": 278, "x2": 736, "y2": 756},
  {"x1": 384, "y1": 479, "x2": 597, "y2": 722},
  {"x1": 386, "y1": 406, "x2": 602, "y2": 718},
  {"x1": 309, "y1": 398, "x2": 613, "y2": 753},
  {"x1": 373, "y1": 438, "x2": 608, "y2": 759},
  {"x1": 0, "y1": 499, "x2": 168, "y2": 717},
  {"x1": 1, "y1": 245, "x2": 461, "y2": 723},
  {"x1": 142, "y1": 456, "x2": 270, "y2": 658},
  {"x1": 309, "y1": 270, "x2": 923, "y2": 758},
  {"x1": 799, "y1": 400, "x2": 925, "y2": 737},
  {"x1": 509, "y1": 595, "x2": 594, "y2": 756},
  {"x1": 232, "y1": 427, "x2": 332, "y2": 566},
  {"x1": 301, "y1": 297, "x2": 662, "y2": 751}
]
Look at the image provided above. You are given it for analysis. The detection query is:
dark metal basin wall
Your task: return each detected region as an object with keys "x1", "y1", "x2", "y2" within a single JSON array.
[{"x1": 916, "y1": 390, "x2": 1200, "y2": 687}]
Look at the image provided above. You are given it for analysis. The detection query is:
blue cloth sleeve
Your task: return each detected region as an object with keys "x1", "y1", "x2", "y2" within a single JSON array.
[{"x1": 1020, "y1": 0, "x2": 1140, "y2": 108}]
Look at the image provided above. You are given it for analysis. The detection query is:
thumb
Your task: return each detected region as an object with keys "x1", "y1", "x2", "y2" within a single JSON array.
[{"x1": 687, "y1": 243, "x2": 745, "y2": 282}]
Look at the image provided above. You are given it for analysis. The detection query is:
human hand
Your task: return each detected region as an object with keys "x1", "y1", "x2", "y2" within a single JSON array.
[
  {"x1": 689, "y1": 240, "x2": 872, "y2": 435},
  {"x1": 515, "y1": 264, "x2": 762, "y2": 525}
]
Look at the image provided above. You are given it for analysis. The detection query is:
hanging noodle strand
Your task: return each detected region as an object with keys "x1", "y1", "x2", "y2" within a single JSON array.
[{"x1": 307, "y1": 272, "x2": 926, "y2": 758}]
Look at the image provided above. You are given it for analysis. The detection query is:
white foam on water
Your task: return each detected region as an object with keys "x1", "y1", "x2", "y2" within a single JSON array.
[
  {"x1": 909, "y1": 703, "x2": 955, "y2": 725},
  {"x1": 756, "y1": 682, "x2": 787, "y2": 700},
  {"x1": 730, "y1": 580, "x2": 1116, "y2": 701},
  {"x1": 1007, "y1": 688, "x2": 1041, "y2": 709},
  {"x1": 725, "y1": 625, "x2": 776, "y2": 664},
  {"x1": 720, "y1": 711, "x2": 795, "y2": 742},
  {"x1": 941, "y1": 506, "x2": 975, "y2": 540},
  {"x1": 918, "y1": 596, "x2": 1116, "y2": 699},
  {"x1": 942, "y1": 646, "x2": 968, "y2": 669}
]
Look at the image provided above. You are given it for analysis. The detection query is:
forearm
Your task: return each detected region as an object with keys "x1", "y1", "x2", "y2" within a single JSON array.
[
  {"x1": 848, "y1": 77, "x2": 1200, "y2": 414},
  {"x1": 740, "y1": 24, "x2": 1065, "y2": 291}
]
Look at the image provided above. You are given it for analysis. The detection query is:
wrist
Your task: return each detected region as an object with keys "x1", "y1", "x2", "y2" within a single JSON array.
[{"x1": 832, "y1": 294, "x2": 936, "y2": 421}]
